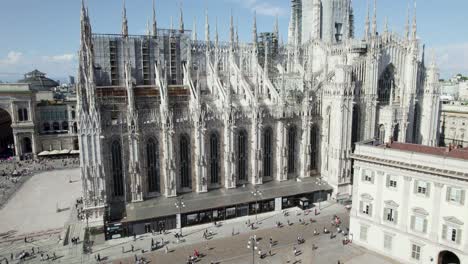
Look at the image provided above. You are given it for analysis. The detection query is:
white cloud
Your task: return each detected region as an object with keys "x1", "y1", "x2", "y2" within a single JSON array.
[
  {"x1": 42, "y1": 54, "x2": 76, "y2": 63},
  {"x1": 0, "y1": 52, "x2": 77, "y2": 82},
  {"x1": 0, "y1": 51, "x2": 23, "y2": 65},
  {"x1": 434, "y1": 43, "x2": 468, "y2": 78}
]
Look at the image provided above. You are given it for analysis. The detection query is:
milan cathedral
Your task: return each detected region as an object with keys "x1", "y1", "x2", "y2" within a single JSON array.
[{"x1": 77, "y1": 0, "x2": 440, "y2": 222}]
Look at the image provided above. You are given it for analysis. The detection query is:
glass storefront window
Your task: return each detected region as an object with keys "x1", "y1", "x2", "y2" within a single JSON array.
[{"x1": 226, "y1": 207, "x2": 236, "y2": 219}]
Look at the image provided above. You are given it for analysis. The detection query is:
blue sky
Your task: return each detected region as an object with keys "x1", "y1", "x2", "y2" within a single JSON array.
[{"x1": 0, "y1": 0, "x2": 467, "y2": 82}]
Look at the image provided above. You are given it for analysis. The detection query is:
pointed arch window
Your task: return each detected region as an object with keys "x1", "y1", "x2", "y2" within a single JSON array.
[
  {"x1": 351, "y1": 105, "x2": 360, "y2": 147},
  {"x1": 393, "y1": 124, "x2": 400, "y2": 142},
  {"x1": 180, "y1": 134, "x2": 191, "y2": 189},
  {"x1": 147, "y1": 137, "x2": 160, "y2": 193},
  {"x1": 262, "y1": 127, "x2": 273, "y2": 178},
  {"x1": 209, "y1": 132, "x2": 220, "y2": 184},
  {"x1": 237, "y1": 130, "x2": 248, "y2": 181},
  {"x1": 111, "y1": 140, "x2": 124, "y2": 197},
  {"x1": 378, "y1": 65, "x2": 396, "y2": 105},
  {"x1": 287, "y1": 126, "x2": 297, "y2": 174},
  {"x1": 413, "y1": 104, "x2": 420, "y2": 143},
  {"x1": 310, "y1": 125, "x2": 319, "y2": 170}
]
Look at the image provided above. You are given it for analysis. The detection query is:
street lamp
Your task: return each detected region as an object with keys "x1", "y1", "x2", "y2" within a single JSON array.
[
  {"x1": 315, "y1": 177, "x2": 324, "y2": 210},
  {"x1": 175, "y1": 197, "x2": 186, "y2": 236},
  {"x1": 247, "y1": 235, "x2": 259, "y2": 264},
  {"x1": 251, "y1": 186, "x2": 262, "y2": 224}
]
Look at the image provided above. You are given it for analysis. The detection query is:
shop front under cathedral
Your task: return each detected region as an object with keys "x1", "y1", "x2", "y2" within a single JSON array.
[{"x1": 77, "y1": 0, "x2": 440, "y2": 236}]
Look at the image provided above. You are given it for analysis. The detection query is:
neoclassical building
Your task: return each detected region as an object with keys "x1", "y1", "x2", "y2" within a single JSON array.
[
  {"x1": 77, "y1": 0, "x2": 440, "y2": 229},
  {"x1": 0, "y1": 70, "x2": 78, "y2": 159},
  {"x1": 350, "y1": 139, "x2": 468, "y2": 264}
]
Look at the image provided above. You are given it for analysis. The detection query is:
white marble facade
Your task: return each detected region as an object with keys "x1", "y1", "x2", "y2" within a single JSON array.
[{"x1": 77, "y1": 0, "x2": 440, "y2": 221}]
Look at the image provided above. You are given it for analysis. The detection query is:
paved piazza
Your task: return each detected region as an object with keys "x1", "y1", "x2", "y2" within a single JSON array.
[
  {"x1": 0, "y1": 174, "x2": 399, "y2": 263},
  {"x1": 0, "y1": 168, "x2": 81, "y2": 236}
]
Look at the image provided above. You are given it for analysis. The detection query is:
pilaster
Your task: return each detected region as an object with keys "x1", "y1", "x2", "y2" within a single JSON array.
[{"x1": 430, "y1": 182, "x2": 444, "y2": 241}]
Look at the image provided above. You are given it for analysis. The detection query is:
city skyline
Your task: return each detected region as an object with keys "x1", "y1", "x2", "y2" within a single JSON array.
[{"x1": 0, "y1": 0, "x2": 467, "y2": 82}]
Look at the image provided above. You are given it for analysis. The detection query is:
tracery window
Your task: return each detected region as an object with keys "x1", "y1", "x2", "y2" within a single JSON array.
[
  {"x1": 378, "y1": 65, "x2": 396, "y2": 105},
  {"x1": 287, "y1": 126, "x2": 297, "y2": 174},
  {"x1": 147, "y1": 137, "x2": 160, "y2": 193},
  {"x1": 237, "y1": 130, "x2": 248, "y2": 181},
  {"x1": 180, "y1": 134, "x2": 191, "y2": 188},
  {"x1": 111, "y1": 140, "x2": 124, "y2": 197},
  {"x1": 310, "y1": 125, "x2": 319, "y2": 170},
  {"x1": 209, "y1": 132, "x2": 219, "y2": 184},
  {"x1": 262, "y1": 127, "x2": 273, "y2": 178}
]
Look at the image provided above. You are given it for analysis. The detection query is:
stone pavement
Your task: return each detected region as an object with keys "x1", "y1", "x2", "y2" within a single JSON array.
[
  {"x1": 86, "y1": 202, "x2": 399, "y2": 264},
  {"x1": 0, "y1": 168, "x2": 82, "y2": 236}
]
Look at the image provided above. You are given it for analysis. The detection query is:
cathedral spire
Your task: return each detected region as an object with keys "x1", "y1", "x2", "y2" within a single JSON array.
[
  {"x1": 205, "y1": 10, "x2": 210, "y2": 43},
  {"x1": 412, "y1": 0, "x2": 417, "y2": 41},
  {"x1": 371, "y1": 0, "x2": 377, "y2": 36},
  {"x1": 364, "y1": 0, "x2": 370, "y2": 39},
  {"x1": 146, "y1": 19, "x2": 151, "y2": 37},
  {"x1": 230, "y1": 10, "x2": 235, "y2": 48},
  {"x1": 405, "y1": 3, "x2": 410, "y2": 41},
  {"x1": 215, "y1": 17, "x2": 219, "y2": 48},
  {"x1": 122, "y1": 0, "x2": 128, "y2": 38},
  {"x1": 179, "y1": 3, "x2": 184, "y2": 33},
  {"x1": 384, "y1": 17, "x2": 388, "y2": 35},
  {"x1": 274, "y1": 14, "x2": 279, "y2": 38},
  {"x1": 235, "y1": 18, "x2": 239, "y2": 46},
  {"x1": 252, "y1": 11, "x2": 258, "y2": 46},
  {"x1": 192, "y1": 17, "x2": 197, "y2": 41},
  {"x1": 152, "y1": 0, "x2": 157, "y2": 37}
]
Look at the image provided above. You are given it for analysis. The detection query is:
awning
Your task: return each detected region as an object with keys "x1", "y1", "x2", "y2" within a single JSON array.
[
  {"x1": 38, "y1": 151, "x2": 50, "y2": 156},
  {"x1": 59, "y1": 149, "x2": 70, "y2": 155},
  {"x1": 70, "y1": 150, "x2": 80, "y2": 154}
]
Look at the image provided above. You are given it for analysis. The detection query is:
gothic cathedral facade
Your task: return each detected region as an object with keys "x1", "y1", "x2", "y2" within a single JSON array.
[{"x1": 77, "y1": 0, "x2": 440, "y2": 221}]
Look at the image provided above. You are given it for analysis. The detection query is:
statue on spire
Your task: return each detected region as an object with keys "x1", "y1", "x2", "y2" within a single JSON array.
[
  {"x1": 152, "y1": 0, "x2": 157, "y2": 37},
  {"x1": 122, "y1": 0, "x2": 128, "y2": 38}
]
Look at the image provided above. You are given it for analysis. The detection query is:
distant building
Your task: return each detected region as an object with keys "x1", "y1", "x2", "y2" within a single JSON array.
[
  {"x1": 440, "y1": 104, "x2": 468, "y2": 147},
  {"x1": 0, "y1": 70, "x2": 78, "y2": 159},
  {"x1": 350, "y1": 139, "x2": 468, "y2": 264}
]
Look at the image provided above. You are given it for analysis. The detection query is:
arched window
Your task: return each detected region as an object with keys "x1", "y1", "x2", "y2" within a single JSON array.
[
  {"x1": 71, "y1": 110, "x2": 76, "y2": 119},
  {"x1": 147, "y1": 137, "x2": 160, "y2": 193},
  {"x1": 378, "y1": 64, "x2": 395, "y2": 105},
  {"x1": 237, "y1": 130, "x2": 248, "y2": 181},
  {"x1": 310, "y1": 125, "x2": 319, "y2": 170},
  {"x1": 378, "y1": 125, "x2": 385, "y2": 144},
  {"x1": 351, "y1": 105, "x2": 360, "y2": 147},
  {"x1": 413, "y1": 104, "x2": 420, "y2": 143},
  {"x1": 209, "y1": 132, "x2": 219, "y2": 184},
  {"x1": 73, "y1": 122, "x2": 78, "y2": 134},
  {"x1": 180, "y1": 134, "x2": 191, "y2": 189},
  {"x1": 111, "y1": 141, "x2": 124, "y2": 197},
  {"x1": 43, "y1": 123, "x2": 50, "y2": 132},
  {"x1": 393, "y1": 124, "x2": 400, "y2": 142},
  {"x1": 22, "y1": 109, "x2": 28, "y2": 121},
  {"x1": 262, "y1": 127, "x2": 273, "y2": 178},
  {"x1": 53, "y1": 122, "x2": 60, "y2": 131},
  {"x1": 62, "y1": 121, "x2": 69, "y2": 131},
  {"x1": 18, "y1": 109, "x2": 24, "y2": 121},
  {"x1": 287, "y1": 126, "x2": 297, "y2": 174}
]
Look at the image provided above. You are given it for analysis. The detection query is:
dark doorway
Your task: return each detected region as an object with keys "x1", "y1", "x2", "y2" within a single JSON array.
[
  {"x1": 0, "y1": 108, "x2": 14, "y2": 158},
  {"x1": 438, "y1": 251, "x2": 460, "y2": 264},
  {"x1": 23, "y1": 137, "x2": 32, "y2": 153}
]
